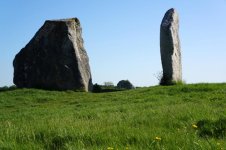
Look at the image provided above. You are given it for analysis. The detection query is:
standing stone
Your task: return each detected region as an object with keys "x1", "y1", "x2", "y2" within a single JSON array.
[
  {"x1": 160, "y1": 8, "x2": 182, "y2": 85},
  {"x1": 13, "y1": 18, "x2": 92, "y2": 91}
]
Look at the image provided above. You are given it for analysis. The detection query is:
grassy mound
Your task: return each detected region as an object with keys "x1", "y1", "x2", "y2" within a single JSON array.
[{"x1": 0, "y1": 83, "x2": 225, "y2": 149}]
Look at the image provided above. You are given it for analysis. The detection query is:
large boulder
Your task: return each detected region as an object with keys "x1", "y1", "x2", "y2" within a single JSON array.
[
  {"x1": 13, "y1": 18, "x2": 92, "y2": 91},
  {"x1": 160, "y1": 8, "x2": 182, "y2": 85}
]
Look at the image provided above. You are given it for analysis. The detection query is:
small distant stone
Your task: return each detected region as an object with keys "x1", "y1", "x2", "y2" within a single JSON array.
[{"x1": 13, "y1": 18, "x2": 92, "y2": 91}]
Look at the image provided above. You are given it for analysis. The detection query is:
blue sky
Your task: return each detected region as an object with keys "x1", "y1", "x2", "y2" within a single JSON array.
[{"x1": 0, "y1": 0, "x2": 226, "y2": 87}]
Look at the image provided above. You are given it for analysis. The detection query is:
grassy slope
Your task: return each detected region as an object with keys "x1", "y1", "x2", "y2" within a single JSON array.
[{"x1": 0, "y1": 83, "x2": 226, "y2": 149}]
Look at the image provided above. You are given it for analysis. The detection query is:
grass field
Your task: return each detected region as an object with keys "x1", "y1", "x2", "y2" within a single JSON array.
[{"x1": 0, "y1": 83, "x2": 226, "y2": 149}]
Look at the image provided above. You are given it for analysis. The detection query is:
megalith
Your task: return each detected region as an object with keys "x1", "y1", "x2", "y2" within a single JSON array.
[
  {"x1": 13, "y1": 18, "x2": 92, "y2": 91},
  {"x1": 160, "y1": 8, "x2": 182, "y2": 85}
]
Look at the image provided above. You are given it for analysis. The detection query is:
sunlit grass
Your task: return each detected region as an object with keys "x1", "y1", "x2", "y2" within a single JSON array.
[{"x1": 0, "y1": 83, "x2": 225, "y2": 149}]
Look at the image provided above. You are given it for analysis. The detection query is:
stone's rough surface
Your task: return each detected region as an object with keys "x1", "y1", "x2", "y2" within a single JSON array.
[
  {"x1": 117, "y1": 80, "x2": 134, "y2": 89},
  {"x1": 160, "y1": 8, "x2": 182, "y2": 84},
  {"x1": 13, "y1": 18, "x2": 92, "y2": 91}
]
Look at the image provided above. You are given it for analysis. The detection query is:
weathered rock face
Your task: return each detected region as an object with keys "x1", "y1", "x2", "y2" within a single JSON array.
[
  {"x1": 160, "y1": 8, "x2": 182, "y2": 85},
  {"x1": 13, "y1": 18, "x2": 92, "y2": 91}
]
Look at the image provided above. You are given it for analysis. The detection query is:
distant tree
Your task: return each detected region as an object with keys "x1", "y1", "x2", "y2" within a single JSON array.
[
  {"x1": 154, "y1": 71, "x2": 171, "y2": 85},
  {"x1": 154, "y1": 71, "x2": 163, "y2": 84},
  {"x1": 0, "y1": 85, "x2": 17, "y2": 92},
  {"x1": 92, "y1": 83, "x2": 102, "y2": 93},
  {"x1": 117, "y1": 80, "x2": 134, "y2": 90},
  {"x1": 104, "y1": 82, "x2": 114, "y2": 87},
  {"x1": 0, "y1": 86, "x2": 8, "y2": 92}
]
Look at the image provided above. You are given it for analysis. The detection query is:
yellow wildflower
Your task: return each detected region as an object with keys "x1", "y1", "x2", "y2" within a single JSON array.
[
  {"x1": 155, "y1": 136, "x2": 161, "y2": 141},
  {"x1": 192, "y1": 124, "x2": 198, "y2": 129},
  {"x1": 107, "y1": 147, "x2": 114, "y2": 150}
]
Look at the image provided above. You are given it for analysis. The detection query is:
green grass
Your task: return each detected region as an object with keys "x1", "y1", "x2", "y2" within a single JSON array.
[{"x1": 0, "y1": 83, "x2": 226, "y2": 149}]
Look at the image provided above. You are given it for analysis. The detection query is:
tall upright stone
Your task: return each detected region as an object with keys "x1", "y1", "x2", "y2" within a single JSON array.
[
  {"x1": 13, "y1": 18, "x2": 92, "y2": 91},
  {"x1": 160, "y1": 8, "x2": 182, "y2": 85}
]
